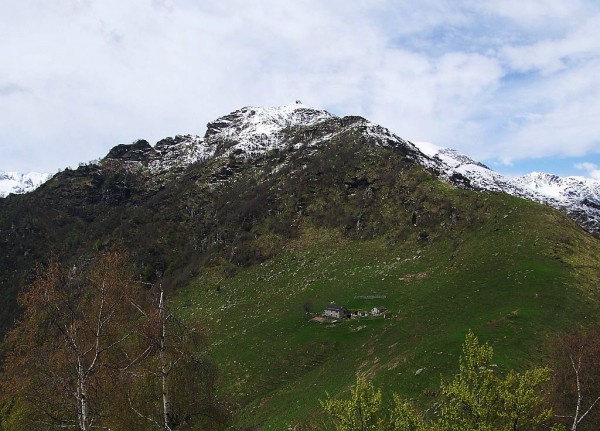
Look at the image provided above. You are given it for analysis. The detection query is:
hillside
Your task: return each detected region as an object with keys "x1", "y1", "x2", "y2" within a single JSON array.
[
  {"x1": 0, "y1": 104, "x2": 599, "y2": 428},
  {"x1": 174, "y1": 191, "x2": 600, "y2": 429}
]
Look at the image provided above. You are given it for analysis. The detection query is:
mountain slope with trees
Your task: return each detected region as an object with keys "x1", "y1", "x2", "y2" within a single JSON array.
[{"x1": 0, "y1": 104, "x2": 599, "y2": 429}]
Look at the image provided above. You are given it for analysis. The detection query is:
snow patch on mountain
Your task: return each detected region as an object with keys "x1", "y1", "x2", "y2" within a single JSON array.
[
  {"x1": 203, "y1": 102, "x2": 334, "y2": 156},
  {"x1": 513, "y1": 172, "x2": 600, "y2": 203},
  {"x1": 102, "y1": 103, "x2": 337, "y2": 178},
  {"x1": 412, "y1": 142, "x2": 600, "y2": 234},
  {"x1": 149, "y1": 134, "x2": 211, "y2": 174},
  {"x1": 0, "y1": 171, "x2": 52, "y2": 198}
]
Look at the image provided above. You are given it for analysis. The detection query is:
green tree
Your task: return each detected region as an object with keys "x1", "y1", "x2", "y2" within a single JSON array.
[
  {"x1": 321, "y1": 375, "x2": 387, "y2": 431},
  {"x1": 320, "y1": 331, "x2": 557, "y2": 431},
  {"x1": 438, "y1": 331, "x2": 499, "y2": 431},
  {"x1": 389, "y1": 394, "x2": 434, "y2": 431},
  {"x1": 438, "y1": 330, "x2": 552, "y2": 431},
  {"x1": 320, "y1": 376, "x2": 432, "y2": 431},
  {"x1": 497, "y1": 368, "x2": 552, "y2": 431}
]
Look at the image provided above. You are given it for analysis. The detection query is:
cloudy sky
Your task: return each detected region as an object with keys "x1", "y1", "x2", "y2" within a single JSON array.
[{"x1": 1, "y1": 0, "x2": 600, "y2": 179}]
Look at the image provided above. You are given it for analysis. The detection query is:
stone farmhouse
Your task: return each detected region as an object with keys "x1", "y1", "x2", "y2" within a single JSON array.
[
  {"x1": 371, "y1": 306, "x2": 387, "y2": 316},
  {"x1": 323, "y1": 304, "x2": 350, "y2": 319}
]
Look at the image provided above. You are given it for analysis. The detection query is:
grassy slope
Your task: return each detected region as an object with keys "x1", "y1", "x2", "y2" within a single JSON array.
[{"x1": 174, "y1": 190, "x2": 600, "y2": 429}]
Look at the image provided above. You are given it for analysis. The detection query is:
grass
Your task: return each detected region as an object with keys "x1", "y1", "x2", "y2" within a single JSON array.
[{"x1": 172, "y1": 193, "x2": 600, "y2": 429}]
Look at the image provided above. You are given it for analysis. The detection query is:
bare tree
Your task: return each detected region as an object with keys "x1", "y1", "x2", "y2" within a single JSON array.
[
  {"x1": 126, "y1": 284, "x2": 229, "y2": 431},
  {"x1": 565, "y1": 348, "x2": 600, "y2": 430},
  {"x1": 1, "y1": 253, "x2": 229, "y2": 431},
  {"x1": 551, "y1": 329, "x2": 600, "y2": 431},
  {"x1": 1, "y1": 252, "x2": 142, "y2": 430}
]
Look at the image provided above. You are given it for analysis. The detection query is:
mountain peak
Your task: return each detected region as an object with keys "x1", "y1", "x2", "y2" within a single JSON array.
[
  {"x1": 205, "y1": 103, "x2": 335, "y2": 140},
  {"x1": 0, "y1": 171, "x2": 52, "y2": 198},
  {"x1": 5, "y1": 103, "x2": 600, "y2": 236}
]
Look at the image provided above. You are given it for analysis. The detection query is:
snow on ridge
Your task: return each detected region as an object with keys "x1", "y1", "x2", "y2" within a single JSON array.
[
  {"x1": 106, "y1": 103, "x2": 337, "y2": 176},
  {"x1": 204, "y1": 102, "x2": 335, "y2": 155},
  {"x1": 149, "y1": 134, "x2": 214, "y2": 174},
  {"x1": 513, "y1": 172, "x2": 600, "y2": 204},
  {"x1": 411, "y1": 141, "x2": 600, "y2": 233},
  {"x1": 0, "y1": 171, "x2": 52, "y2": 198}
]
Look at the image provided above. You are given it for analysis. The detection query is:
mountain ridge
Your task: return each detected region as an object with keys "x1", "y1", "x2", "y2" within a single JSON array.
[
  {"x1": 413, "y1": 141, "x2": 600, "y2": 235},
  {"x1": 3, "y1": 103, "x2": 600, "y2": 236},
  {"x1": 81, "y1": 103, "x2": 600, "y2": 236}
]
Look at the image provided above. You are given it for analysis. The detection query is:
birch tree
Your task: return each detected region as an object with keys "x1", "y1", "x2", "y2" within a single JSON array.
[
  {"x1": 125, "y1": 284, "x2": 228, "y2": 431},
  {"x1": 551, "y1": 329, "x2": 600, "y2": 431},
  {"x1": 0, "y1": 251, "x2": 142, "y2": 430}
]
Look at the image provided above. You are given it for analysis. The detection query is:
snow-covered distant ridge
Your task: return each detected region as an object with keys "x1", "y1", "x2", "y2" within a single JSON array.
[
  {"x1": 412, "y1": 142, "x2": 600, "y2": 234},
  {"x1": 0, "y1": 171, "x2": 52, "y2": 198},
  {"x1": 513, "y1": 172, "x2": 600, "y2": 203}
]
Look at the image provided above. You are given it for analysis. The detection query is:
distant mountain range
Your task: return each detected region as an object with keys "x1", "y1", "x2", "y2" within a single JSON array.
[
  {"x1": 414, "y1": 142, "x2": 600, "y2": 235},
  {"x1": 2, "y1": 103, "x2": 599, "y2": 235},
  {"x1": 0, "y1": 171, "x2": 52, "y2": 198}
]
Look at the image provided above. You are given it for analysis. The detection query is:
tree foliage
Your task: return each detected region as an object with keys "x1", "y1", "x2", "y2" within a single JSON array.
[
  {"x1": 438, "y1": 330, "x2": 551, "y2": 431},
  {"x1": 321, "y1": 331, "x2": 555, "y2": 431},
  {"x1": 321, "y1": 375, "x2": 386, "y2": 431}
]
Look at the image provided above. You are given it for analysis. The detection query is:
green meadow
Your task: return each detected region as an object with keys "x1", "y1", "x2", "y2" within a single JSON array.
[{"x1": 174, "y1": 193, "x2": 600, "y2": 429}]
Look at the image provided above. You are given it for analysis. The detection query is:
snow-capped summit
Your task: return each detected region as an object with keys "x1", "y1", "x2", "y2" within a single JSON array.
[
  {"x1": 203, "y1": 103, "x2": 335, "y2": 156},
  {"x1": 0, "y1": 171, "x2": 52, "y2": 198},
  {"x1": 101, "y1": 103, "x2": 337, "y2": 177}
]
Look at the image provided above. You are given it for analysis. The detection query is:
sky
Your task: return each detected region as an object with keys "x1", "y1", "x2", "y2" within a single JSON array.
[{"x1": 1, "y1": 0, "x2": 600, "y2": 179}]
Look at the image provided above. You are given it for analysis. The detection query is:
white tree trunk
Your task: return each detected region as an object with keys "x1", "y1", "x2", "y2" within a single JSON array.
[
  {"x1": 159, "y1": 289, "x2": 172, "y2": 431},
  {"x1": 77, "y1": 361, "x2": 89, "y2": 431}
]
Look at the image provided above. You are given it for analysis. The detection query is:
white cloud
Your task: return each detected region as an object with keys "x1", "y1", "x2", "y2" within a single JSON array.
[
  {"x1": 0, "y1": 0, "x2": 600, "y2": 174},
  {"x1": 575, "y1": 162, "x2": 600, "y2": 180},
  {"x1": 501, "y1": 15, "x2": 600, "y2": 74}
]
